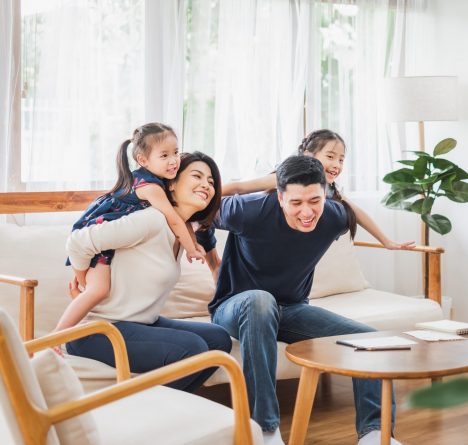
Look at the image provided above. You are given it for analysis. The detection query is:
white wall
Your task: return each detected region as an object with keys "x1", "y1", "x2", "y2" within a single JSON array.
[{"x1": 353, "y1": 0, "x2": 468, "y2": 320}]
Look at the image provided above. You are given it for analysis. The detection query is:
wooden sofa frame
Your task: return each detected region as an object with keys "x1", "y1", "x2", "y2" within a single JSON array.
[{"x1": 0, "y1": 190, "x2": 444, "y2": 343}]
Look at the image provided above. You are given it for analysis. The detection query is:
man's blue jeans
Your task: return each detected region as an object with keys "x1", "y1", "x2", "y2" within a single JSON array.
[{"x1": 212, "y1": 290, "x2": 396, "y2": 436}]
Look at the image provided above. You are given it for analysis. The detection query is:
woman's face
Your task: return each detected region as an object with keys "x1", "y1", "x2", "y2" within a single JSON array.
[{"x1": 170, "y1": 161, "x2": 216, "y2": 214}]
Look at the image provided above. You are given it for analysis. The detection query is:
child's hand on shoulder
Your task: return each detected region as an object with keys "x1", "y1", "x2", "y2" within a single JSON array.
[{"x1": 186, "y1": 246, "x2": 206, "y2": 264}]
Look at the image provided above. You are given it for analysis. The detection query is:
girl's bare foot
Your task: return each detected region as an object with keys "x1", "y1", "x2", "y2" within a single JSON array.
[{"x1": 68, "y1": 278, "x2": 81, "y2": 299}]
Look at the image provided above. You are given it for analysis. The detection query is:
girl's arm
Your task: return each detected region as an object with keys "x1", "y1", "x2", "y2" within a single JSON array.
[
  {"x1": 222, "y1": 173, "x2": 276, "y2": 196},
  {"x1": 136, "y1": 184, "x2": 204, "y2": 262},
  {"x1": 343, "y1": 197, "x2": 415, "y2": 250}
]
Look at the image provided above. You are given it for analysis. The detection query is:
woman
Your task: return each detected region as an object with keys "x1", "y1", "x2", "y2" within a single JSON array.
[{"x1": 65, "y1": 151, "x2": 231, "y2": 392}]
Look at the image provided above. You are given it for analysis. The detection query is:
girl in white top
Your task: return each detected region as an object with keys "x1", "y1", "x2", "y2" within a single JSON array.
[
  {"x1": 65, "y1": 152, "x2": 231, "y2": 392},
  {"x1": 223, "y1": 129, "x2": 415, "y2": 250}
]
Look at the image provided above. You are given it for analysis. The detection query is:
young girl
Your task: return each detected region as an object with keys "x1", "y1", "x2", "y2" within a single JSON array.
[
  {"x1": 223, "y1": 129, "x2": 415, "y2": 249},
  {"x1": 56, "y1": 123, "x2": 205, "y2": 331}
]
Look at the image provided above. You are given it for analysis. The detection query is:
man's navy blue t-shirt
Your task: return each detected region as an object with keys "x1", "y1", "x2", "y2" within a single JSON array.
[{"x1": 197, "y1": 192, "x2": 349, "y2": 314}]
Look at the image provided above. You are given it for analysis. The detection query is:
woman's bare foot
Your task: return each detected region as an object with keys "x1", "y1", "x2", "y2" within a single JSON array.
[{"x1": 68, "y1": 278, "x2": 81, "y2": 299}]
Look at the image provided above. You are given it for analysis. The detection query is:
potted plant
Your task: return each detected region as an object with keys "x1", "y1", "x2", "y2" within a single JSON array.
[{"x1": 381, "y1": 137, "x2": 468, "y2": 241}]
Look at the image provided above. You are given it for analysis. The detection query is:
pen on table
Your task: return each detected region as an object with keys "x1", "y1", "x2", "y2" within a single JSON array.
[
  {"x1": 354, "y1": 346, "x2": 411, "y2": 351},
  {"x1": 335, "y1": 341, "x2": 411, "y2": 351}
]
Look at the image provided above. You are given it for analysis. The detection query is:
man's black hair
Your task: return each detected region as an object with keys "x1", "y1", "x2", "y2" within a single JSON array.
[{"x1": 276, "y1": 155, "x2": 326, "y2": 193}]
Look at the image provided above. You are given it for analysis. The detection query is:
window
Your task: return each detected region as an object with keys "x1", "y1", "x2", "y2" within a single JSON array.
[{"x1": 21, "y1": 0, "x2": 145, "y2": 186}]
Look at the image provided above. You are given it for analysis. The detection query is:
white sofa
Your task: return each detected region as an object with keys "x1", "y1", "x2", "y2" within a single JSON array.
[{"x1": 0, "y1": 222, "x2": 443, "y2": 392}]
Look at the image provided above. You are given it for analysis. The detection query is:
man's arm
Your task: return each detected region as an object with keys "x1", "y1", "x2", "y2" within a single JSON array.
[
  {"x1": 205, "y1": 248, "x2": 222, "y2": 282},
  {"x1": 67, "y1": 208, "x2": 164, "y2": 270}
]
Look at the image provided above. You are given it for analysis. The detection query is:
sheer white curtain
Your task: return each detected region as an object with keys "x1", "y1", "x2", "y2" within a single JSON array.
[
  {"x1": 0, "y1": 0, "x2": 20, "y2": 195},
  {"x1": 184, "y1": 0, "x2": 311, "y2": 180},
  {"x1": 21, "y1": 0, "x2": 145, "y2": 191},
  {"x1": 306, "y1": 0, "x2": 422, "y2": 193}
]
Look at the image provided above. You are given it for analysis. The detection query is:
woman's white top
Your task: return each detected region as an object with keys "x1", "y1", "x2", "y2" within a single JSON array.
[{"x1": 66, "y1": 208, "x2": 182, "y2": 325}]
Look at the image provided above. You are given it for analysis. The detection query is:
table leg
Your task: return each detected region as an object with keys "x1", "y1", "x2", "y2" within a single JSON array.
[
  {"x1": 288, "y1": 367, "x2": 321, "y2": 445},
  {"x1": 381, "y1": 379, "x2": 392, "y2": 445}
]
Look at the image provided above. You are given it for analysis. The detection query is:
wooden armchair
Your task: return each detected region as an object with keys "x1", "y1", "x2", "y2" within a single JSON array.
[{"x1": 0, "y1": 309, "x2": 260, "y2": 445}]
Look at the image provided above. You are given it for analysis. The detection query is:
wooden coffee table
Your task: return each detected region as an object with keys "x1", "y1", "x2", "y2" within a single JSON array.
[{"x1": 285, "y1": 331, "x2": 468, "y2": 445}]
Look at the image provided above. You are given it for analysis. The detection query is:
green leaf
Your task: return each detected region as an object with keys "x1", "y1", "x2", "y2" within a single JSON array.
[
  {"x1": 397, "y1": 160, "x2": 416, "y2": 167},
  {"x1": 383, "y1": 168, "x2": 416, "y2": 184},
  {"x1": 407, "y1": 378, "x2": 468, "y2": 409},
  {"x1": 416, "y1": 175, "x2": 440, "y2": 186},
  {"x1": 413, "y1": 157, "x2": 428, "y2": 179},
  {"x1": 454, "y1": 167, "x2": 468, "y2": 181},
  {"x1": 432, "y1": 158, "x2": 456, "y2": 170},
  {"x1": 440, "y1": 174, "x2": 457, "y2": 192},
  {"x1": 422, "y1": 214, "x2": 452, "y2": 235},
  {"x1": 390, "y1": 183, "x2": 422, "y2": 193},
  {"x1": 408, "y1": 198, "x2": 424, "y2": 214},
  {"x1": 381, "y1": 189, "x2": 421, "y2": 208},
  {"x1": 433, "y1": 138, "x2": 457, "y2": 156},
  {"x1": 404, "y1": 150, "x2": 432, "y2": 158},
  {"x1": 446, "y1": 181, "x2": 468, "y2": 203},
  {"x1": 422, "y1": 197, "x2": 435, "y2": 214}
]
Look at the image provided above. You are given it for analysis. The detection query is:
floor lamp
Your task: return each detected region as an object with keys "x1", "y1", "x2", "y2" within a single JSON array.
[{"x1": 384, "y1": 76, "x2": 458, "y2": 297}]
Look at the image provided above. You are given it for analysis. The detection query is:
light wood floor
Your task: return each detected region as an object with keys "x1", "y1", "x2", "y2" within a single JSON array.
[{"x1": 197, "y1": 374, "x2": 468, "y2": 444}]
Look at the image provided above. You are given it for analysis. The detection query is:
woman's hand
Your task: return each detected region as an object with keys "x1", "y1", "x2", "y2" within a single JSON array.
[
  {"x1": 68, "y1": 277, "x2": 82, "y2": 299},
  {"x1": 72, "y1": 267, "x2": 88, "y2": 289}
]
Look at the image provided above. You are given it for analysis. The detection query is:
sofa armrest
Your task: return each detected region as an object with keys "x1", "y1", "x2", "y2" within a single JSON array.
[
  {"x1": 353, "y1": 241, "x2": 445, "y2": 304},
  {"x1": 0, "y1": 274, "x2": 37, "y2": 341},
  {"x1": 25, "y1": 320, "x2": 131, "y2": 382}
]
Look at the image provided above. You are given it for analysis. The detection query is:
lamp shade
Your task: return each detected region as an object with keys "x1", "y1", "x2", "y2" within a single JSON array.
[{"x1": 384, "y1": 76, "x2": 458, "y2": 122}]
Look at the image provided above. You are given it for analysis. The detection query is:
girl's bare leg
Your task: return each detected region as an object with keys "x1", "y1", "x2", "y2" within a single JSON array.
[{"x1": 55, "y1": 264, "x2": 111, "y2": 331}]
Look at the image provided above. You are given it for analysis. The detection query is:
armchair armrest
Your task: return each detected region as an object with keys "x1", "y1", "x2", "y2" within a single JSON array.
[
  {"x1": 25, "y1": 320, "x2": 131, "y2": 382},
  {"x1": 45, "y1": 350, "x2": 253, "y2": 445},
  {"x1": 353, "y1": 241, "x2": 445, "y2": 304},
  {"x1": 0, "y1": 274, "x2": 37, "y2": 341}
]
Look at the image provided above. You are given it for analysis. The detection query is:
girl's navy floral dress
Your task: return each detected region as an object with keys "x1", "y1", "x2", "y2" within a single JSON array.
[{"x1": 66, "y1": 167, "x2": 165, "y2": 268}]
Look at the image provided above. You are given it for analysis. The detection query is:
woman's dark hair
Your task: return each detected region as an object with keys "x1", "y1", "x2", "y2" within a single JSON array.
[
  {"x1": 168, "y1": 151, "x2": 222, "y2": 229},
  {"x1": 109, "y1": 122, "x2": 177, "y2": 197},
  {"x1": 298, "y1": 129, "x2": 356, "y2": 239}
]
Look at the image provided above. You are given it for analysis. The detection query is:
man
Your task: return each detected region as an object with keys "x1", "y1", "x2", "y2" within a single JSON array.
[{"x1": 197, "y1": 156, "x2": 400, "y2": 445}]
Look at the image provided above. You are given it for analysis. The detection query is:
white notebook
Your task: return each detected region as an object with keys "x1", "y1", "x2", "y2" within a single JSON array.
[{"x1": 415, "y1": 319, "x2": 468, "y2": 335}]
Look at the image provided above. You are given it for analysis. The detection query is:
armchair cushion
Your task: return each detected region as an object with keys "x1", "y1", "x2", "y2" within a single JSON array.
[
  {"x1": 31, "y1": 349, "x2": 99, "y2": 445},
  {"x1": 0, "y1": 310, "x2": 59, "y2": 445}
]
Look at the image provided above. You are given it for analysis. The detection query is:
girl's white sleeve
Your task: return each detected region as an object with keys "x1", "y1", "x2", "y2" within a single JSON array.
[{"x1": 66, "y1": 208, "x2": 164, "y2": 270}]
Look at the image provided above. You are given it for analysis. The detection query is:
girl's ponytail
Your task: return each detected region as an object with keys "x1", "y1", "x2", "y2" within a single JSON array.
[
  {"x1": 330, "y1": 183, "x2": 357, "y2": 239},
  {"x1": 109, "y1": 139, "x2": 134, "y2": 197}
]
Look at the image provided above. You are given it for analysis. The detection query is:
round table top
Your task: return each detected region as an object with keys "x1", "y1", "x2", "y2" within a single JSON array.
[{"x1": 285, "y1": 331, "x2": 468, "y2": 379}]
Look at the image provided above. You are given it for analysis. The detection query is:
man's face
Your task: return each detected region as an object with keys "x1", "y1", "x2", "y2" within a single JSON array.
[{"x1": 277, "y1": 183, "x2": 325, "y2": 232}]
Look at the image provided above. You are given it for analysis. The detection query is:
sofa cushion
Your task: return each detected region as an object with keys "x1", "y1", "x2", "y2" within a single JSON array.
[
  {"x1": 309, "y1": 234, "x2": 368, "y2": 299},
  {"x1": 0, "y1": 224, "x2": 72, "y2": 336},
  {"x1": 32, "y1": 349, "x2": 100, "y2": 445},
  {"x1": 0, "y1": 310, "x2": 60, "y2": 445}
]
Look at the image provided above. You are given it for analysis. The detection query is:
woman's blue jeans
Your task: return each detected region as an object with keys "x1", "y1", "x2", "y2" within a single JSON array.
[
  {"x1": 212, "y1": 290, "x2": 396, "y2": 436},
  {"x1": 67, "y1": 316, "x2": 232, "y2": 393}
]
